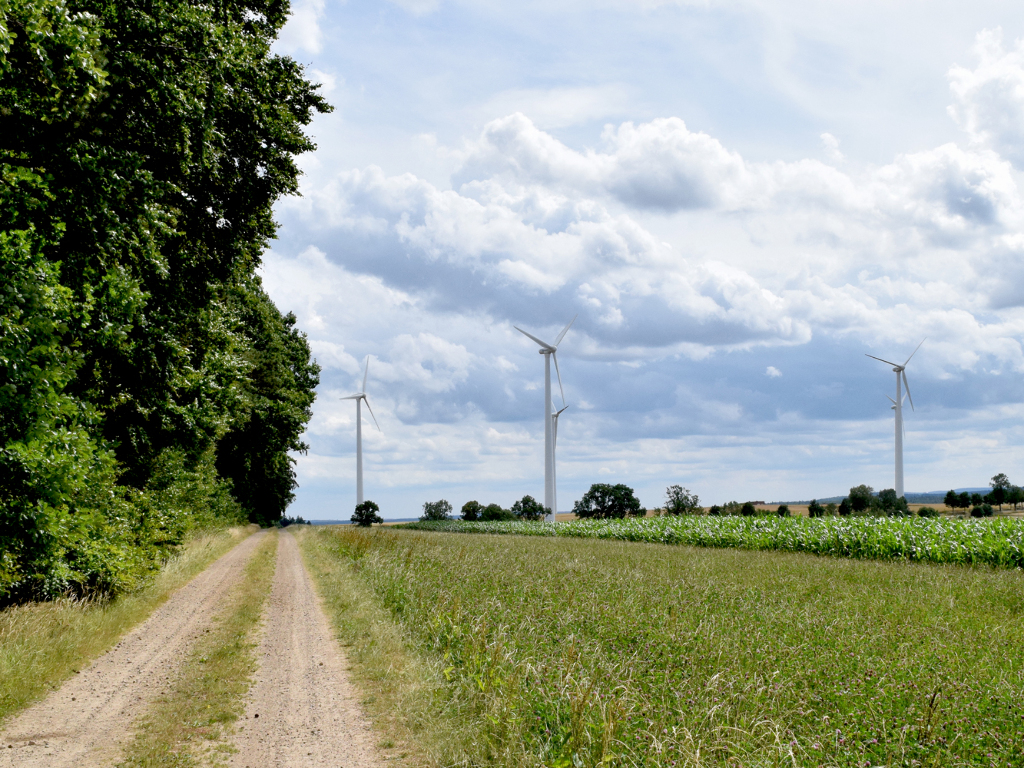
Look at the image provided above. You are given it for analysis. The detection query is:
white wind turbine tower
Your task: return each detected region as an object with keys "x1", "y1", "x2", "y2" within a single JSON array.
[
  {"x1": 514, "y1": 316, "x2": 576, "y2": 522},
  {"x1": 341, "y1": 356, "x2": 380, "y2": 506},
  {"x1": 866, "y1": 339, "x2": 924, "y2": 498},
  {"x1": 551, "y1": 404, "x2": 569, "y2": 519}
]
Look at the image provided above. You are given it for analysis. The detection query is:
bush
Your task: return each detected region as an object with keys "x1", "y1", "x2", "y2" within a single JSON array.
[
  {"x1": 740, "y1": 502, "x2": 757, "y2": 517},
  {"x1": 917, "y1": 506, "x2": 940, "y2": 518},
  {"x1": 461, "y1": 500, "x2": 483, "y2": 521},
  {"x1": 837, "y1": 498, "x2": 852, "y2": 516},
  {"x1": 573, "y1": 484, "x2": 644, "y2": 519},
  {"x1": 421, "y1": 500, "x2": 453, "y2": 521},
  {"x1": 664, "y1": 485, "x2": 702, "y2": 515},
  {"x1": 351, "y1": 501, "x2": 383, "y2": 527},
  {"x1": 480, "y1": 503, "x2": 515, "y2": 521},
  {"x1": 278, "y1": 515, "x2": 311, "y2": 527},
  {"x1": 808, "y1": 499, "x2": 824, "y2": 518},
  {"x1": 971, "y1": 504, "x2": 994, "y2": 518},
  {"x1": 511, "y1": 495, "x2": 547, "y2": 521},
  {"x1": 707, "y1": 505, "x2": 722, "y2": 516},
  {"x1": 777, "y1": 504, "x2": 791, "y2": 517}
]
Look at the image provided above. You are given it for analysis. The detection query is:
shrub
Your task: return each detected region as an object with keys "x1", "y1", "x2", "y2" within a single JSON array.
[
  {"x1": 461, "y1": 500, "x2": 483, "y2": 521},
  {"x1": 917, "y1": 506, "x2": 940, "y2": 518},
  {"x1": 480, "y1": 503, "x2": 515, "y2": 522},
  {"x1": 352, "y1": 501, "x2": 383, "y2": 527},
  {"x1": 573, "y1": 484, "x2": 644, "y2": 519},
  {"x1": 664, "y1": 485, "x2": 701, "y2": 515},
  {"x1": 421, "y1": 500, "x2": 453, "y2": 521},
  {"x1": 808, "y1": 499, "x2": 824, "y2": 518},
  {"x1": 971, "y1": 504, "x2": 994, "y2": 518},
  {"x1": 707, "y1": 505, "x2": 722, "y2": 516},
  {"x1": 777, "y1": 504, "x2": 791, "y2": 517},
  {"x1": 837, "y1": 498, "x2": 852, "y2": 516},
  {"x1": 740, "y1": 502, "x2": 757, "y2": 517},
  {"x1": 511, "y1": 495, "x2": 546, "y2": 521}
]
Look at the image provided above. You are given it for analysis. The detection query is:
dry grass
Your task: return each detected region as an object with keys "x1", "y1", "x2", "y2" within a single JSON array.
[
  {"x1": 116, "y1": 530, "x2": 278, "y2": 767},
  {"x1": 295, "y1": 525, "x2": 460, "y2": 767},
  {"x1": 0, "y1": 525, "x2": 257, "y2": 726}
]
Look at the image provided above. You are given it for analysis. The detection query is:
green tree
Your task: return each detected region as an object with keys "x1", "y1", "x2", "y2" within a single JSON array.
[
  {"x1": 944, "y1": 490, "x2": 959, "y2": 510},
  {"x1": 1007, "y1": 486, "x2": 1024, "y2": 511},
  {"x1": 421, "y1": 500, "x2": 452, "y2": 521},
  {"x1": 971, "y1": 492, "x2": 984, "y2": 507},
  {"x1": 848, "y1": 485, "x2": 874, "y2": 513},
  {"x1": 573, "y1": 484, "x2": 644, "y2": 519},
  {"x1": 958, "y1": 491, "x2": 971, "y2": 510},
  {"x1": 480, "y1": 503, "x2": 514, "y2": 521},
  {"x1": 664, "y1": 485, "x2": 701, "y2": 515},
  {"x1": 740, "y1": 501, "x2": 757, "y2": 516},
  {"x1": 776, "y1": 504, "x2": 791, "y2": 517},
  {"x1": 873, "y1": 489, "x2": 910, "y2": 517},
  {"x1": 351, "y1": 501, "x2": 382, "y2": 527},
  {"x1": 807, "y1": 499, "x2": 824, "y2": 518},
  {"x1": 511, "y1": 495, "x2": 546, "y2": 521},
  {"x1": 460, "y1": 500, "x2": 483, "y2": 521},
  {"x1": 837, "y1": 498, "x2": 852, "y2": 516}
]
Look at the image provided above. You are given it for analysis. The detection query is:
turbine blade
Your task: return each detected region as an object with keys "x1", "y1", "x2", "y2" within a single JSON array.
[
  {"x1": 903, "y1": 338, "x2": 926, "y2": 367},
  {"x1": 902, "y1": 370, "x2": 914, "y2": 411},
  {"x1": 341, "y1": 394, "x2": 361, "y2": 400},
  {"x1": 514, "y1": 326, "x2": 554, "y2": 351},
  {"x1": 556, "y1": 404, "x2": 570, "y2": 416},
  {"x1": 362, "y1": 356, "x2": 370, "y2": 393},
  {"x1": 865, "y1": 354, "x2": 900, "y2": 367},
  {"x1": 886, "y1": 395, "x2": 896, "y2": 404},
  {"x1": 553, "y1": 314, "x2": 577, "y2": 348},
  {"x1": 553, "y1": 351, "x2": 565, "y2": 406},
  {"x1": 363, "y1": 396, "x2": 381, "y2": 431}
]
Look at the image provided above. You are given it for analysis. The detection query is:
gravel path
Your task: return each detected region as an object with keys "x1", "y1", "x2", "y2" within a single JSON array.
[
  {"x1": 0, "y1": 530, "x2": 267, "y2": 767},
  {"x1": 229, "y1": 529, "x2": 385, "y2": 768}
]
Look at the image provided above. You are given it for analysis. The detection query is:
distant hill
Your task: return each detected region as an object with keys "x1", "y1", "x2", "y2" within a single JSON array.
[{"x1": 778, "y1": 488, "x2": 992, "y2": 505}]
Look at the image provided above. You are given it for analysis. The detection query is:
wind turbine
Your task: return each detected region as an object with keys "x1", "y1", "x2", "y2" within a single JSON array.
[
  {"x1": 866, "y1": 339, "x2": 924, "y2": 498},
  {"x1": 514, "y1": 316, "x2": 576, "y2": 522},
  {"x1": 551, "y1": 404, "x2": 569, "y2": 520},
  {"x1": 341, "y1": 356, "x2": 380, "y2": 506}
]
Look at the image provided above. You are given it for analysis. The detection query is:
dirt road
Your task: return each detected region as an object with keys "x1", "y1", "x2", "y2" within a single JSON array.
[
  {"x1": 0, "y1": 530, "x2": 267, "y2": 767},
  {"x1": 228, "y1": 529, "x2": 384, "y2": 768}
]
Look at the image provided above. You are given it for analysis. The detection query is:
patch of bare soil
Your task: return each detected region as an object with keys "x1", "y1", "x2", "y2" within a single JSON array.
[
  {"x1": 0, "y1": 530, "x2": 267, "y2": 768},
  {"x1": 229, "y1": 529, "x2": 385, "y2": 768}
]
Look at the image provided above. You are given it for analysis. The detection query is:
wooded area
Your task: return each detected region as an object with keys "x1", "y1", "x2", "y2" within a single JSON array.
[{"x1": 1, "y1": 0, "x2": 328, "y2": 601}]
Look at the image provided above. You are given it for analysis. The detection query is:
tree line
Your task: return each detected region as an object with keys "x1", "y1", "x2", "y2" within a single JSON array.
[{"x1": 1, "y1": 0, "x2": 326, "y2": 602}]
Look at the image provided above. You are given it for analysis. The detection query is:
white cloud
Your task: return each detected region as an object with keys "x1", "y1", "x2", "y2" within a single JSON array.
[
  {"x1": 766, "y1": 366, "x2": 782, "y2": 377},
  {"x1": 820, "y1": 132, "x2": 843, "y2": 163},
  {"x1": 478, "y1": 85, "x2": 631, "y2": 130},
  {"x1": 276, "y1": 0, "x2": 325, "y2": 54},
  {"x1": 949, "y1": 29, "x2": 1024, "y2": 169}
]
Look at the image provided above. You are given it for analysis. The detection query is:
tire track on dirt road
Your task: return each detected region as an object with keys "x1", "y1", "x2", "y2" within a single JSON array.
[
  {"x1": 0, "y1": 529, "x2": 267, "y2": 768},
  {"x1": 229, "y1": 529, "x2": 385, "y2": 768}
]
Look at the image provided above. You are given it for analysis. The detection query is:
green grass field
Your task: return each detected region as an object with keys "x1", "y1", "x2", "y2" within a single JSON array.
[{"x1": 307, "y1": 526, "x2": 1024, "y2": 768}]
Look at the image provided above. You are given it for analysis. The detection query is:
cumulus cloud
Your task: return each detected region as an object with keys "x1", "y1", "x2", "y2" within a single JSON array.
[
  {"x1": 949, "y1": 29, "x2": 1024, "y2": 169},
  {"x1": 276, "y1": 0, "x2": 326, "y2": 54},
  {"x1": 766, "y1": 366, "x2": 782, "y2": 378}
]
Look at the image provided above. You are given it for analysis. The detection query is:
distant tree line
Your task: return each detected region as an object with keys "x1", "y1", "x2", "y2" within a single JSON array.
[
  {"x1": 944, "y1": 474, "x2": 1021, "y2": 516},
  {"x1": 1, "y1": 0, "x2": 328, "y2": 602}
]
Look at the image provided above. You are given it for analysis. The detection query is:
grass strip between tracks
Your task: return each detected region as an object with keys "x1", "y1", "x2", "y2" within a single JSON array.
[
  {"x1": 116, "y1": 530, "x2": 278, "y2": 768},
  {"x1": 297, "y1": 526, "x2": 456, "y2": 767},
  {"x1": 0, "y1": 525, "x2": 258, "y2": 725}
]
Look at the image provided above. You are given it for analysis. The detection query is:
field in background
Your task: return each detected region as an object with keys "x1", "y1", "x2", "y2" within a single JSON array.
[
  {"x1": 305, "y1": 526, "x2": 1024, "y2": 767},
  {"x1": 405, "y1": 516, "x2": 1024, "y2": 569}
]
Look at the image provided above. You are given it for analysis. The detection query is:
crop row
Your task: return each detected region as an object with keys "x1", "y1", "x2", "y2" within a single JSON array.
[{"x1": 403, "y1": 515, "x2": 1024, "y2": 568}]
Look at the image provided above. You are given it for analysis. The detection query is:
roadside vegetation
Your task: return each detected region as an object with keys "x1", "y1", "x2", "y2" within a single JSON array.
[
  {"x1": 1, "y1": 0, "x2": 326, "y2": 603},
  {"x1": 303, "y1": 525, "x2": 1024, "y2": 767},
  {"x1": 116, "y1": 531, "x2": 277, "y2": 768},
  {"x1": 0, "y1": 526, "x2": 255, "y2": 725}
]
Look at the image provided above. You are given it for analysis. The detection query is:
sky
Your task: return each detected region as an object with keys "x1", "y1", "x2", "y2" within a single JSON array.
[{"x1": 263, "y1": 0, "x2": 1024, "y2": 519}]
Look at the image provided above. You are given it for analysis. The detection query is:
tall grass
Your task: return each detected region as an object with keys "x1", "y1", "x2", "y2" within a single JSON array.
[
  {"x1": 405, "y1": 516, "x2": 1024, "y2": 568},
  {"x1": 0, "y1": 526, "x2": 256, "y2": 725},
  {"x1": 309, "y1": 526, "x2": 1024, "y2": 767}
]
